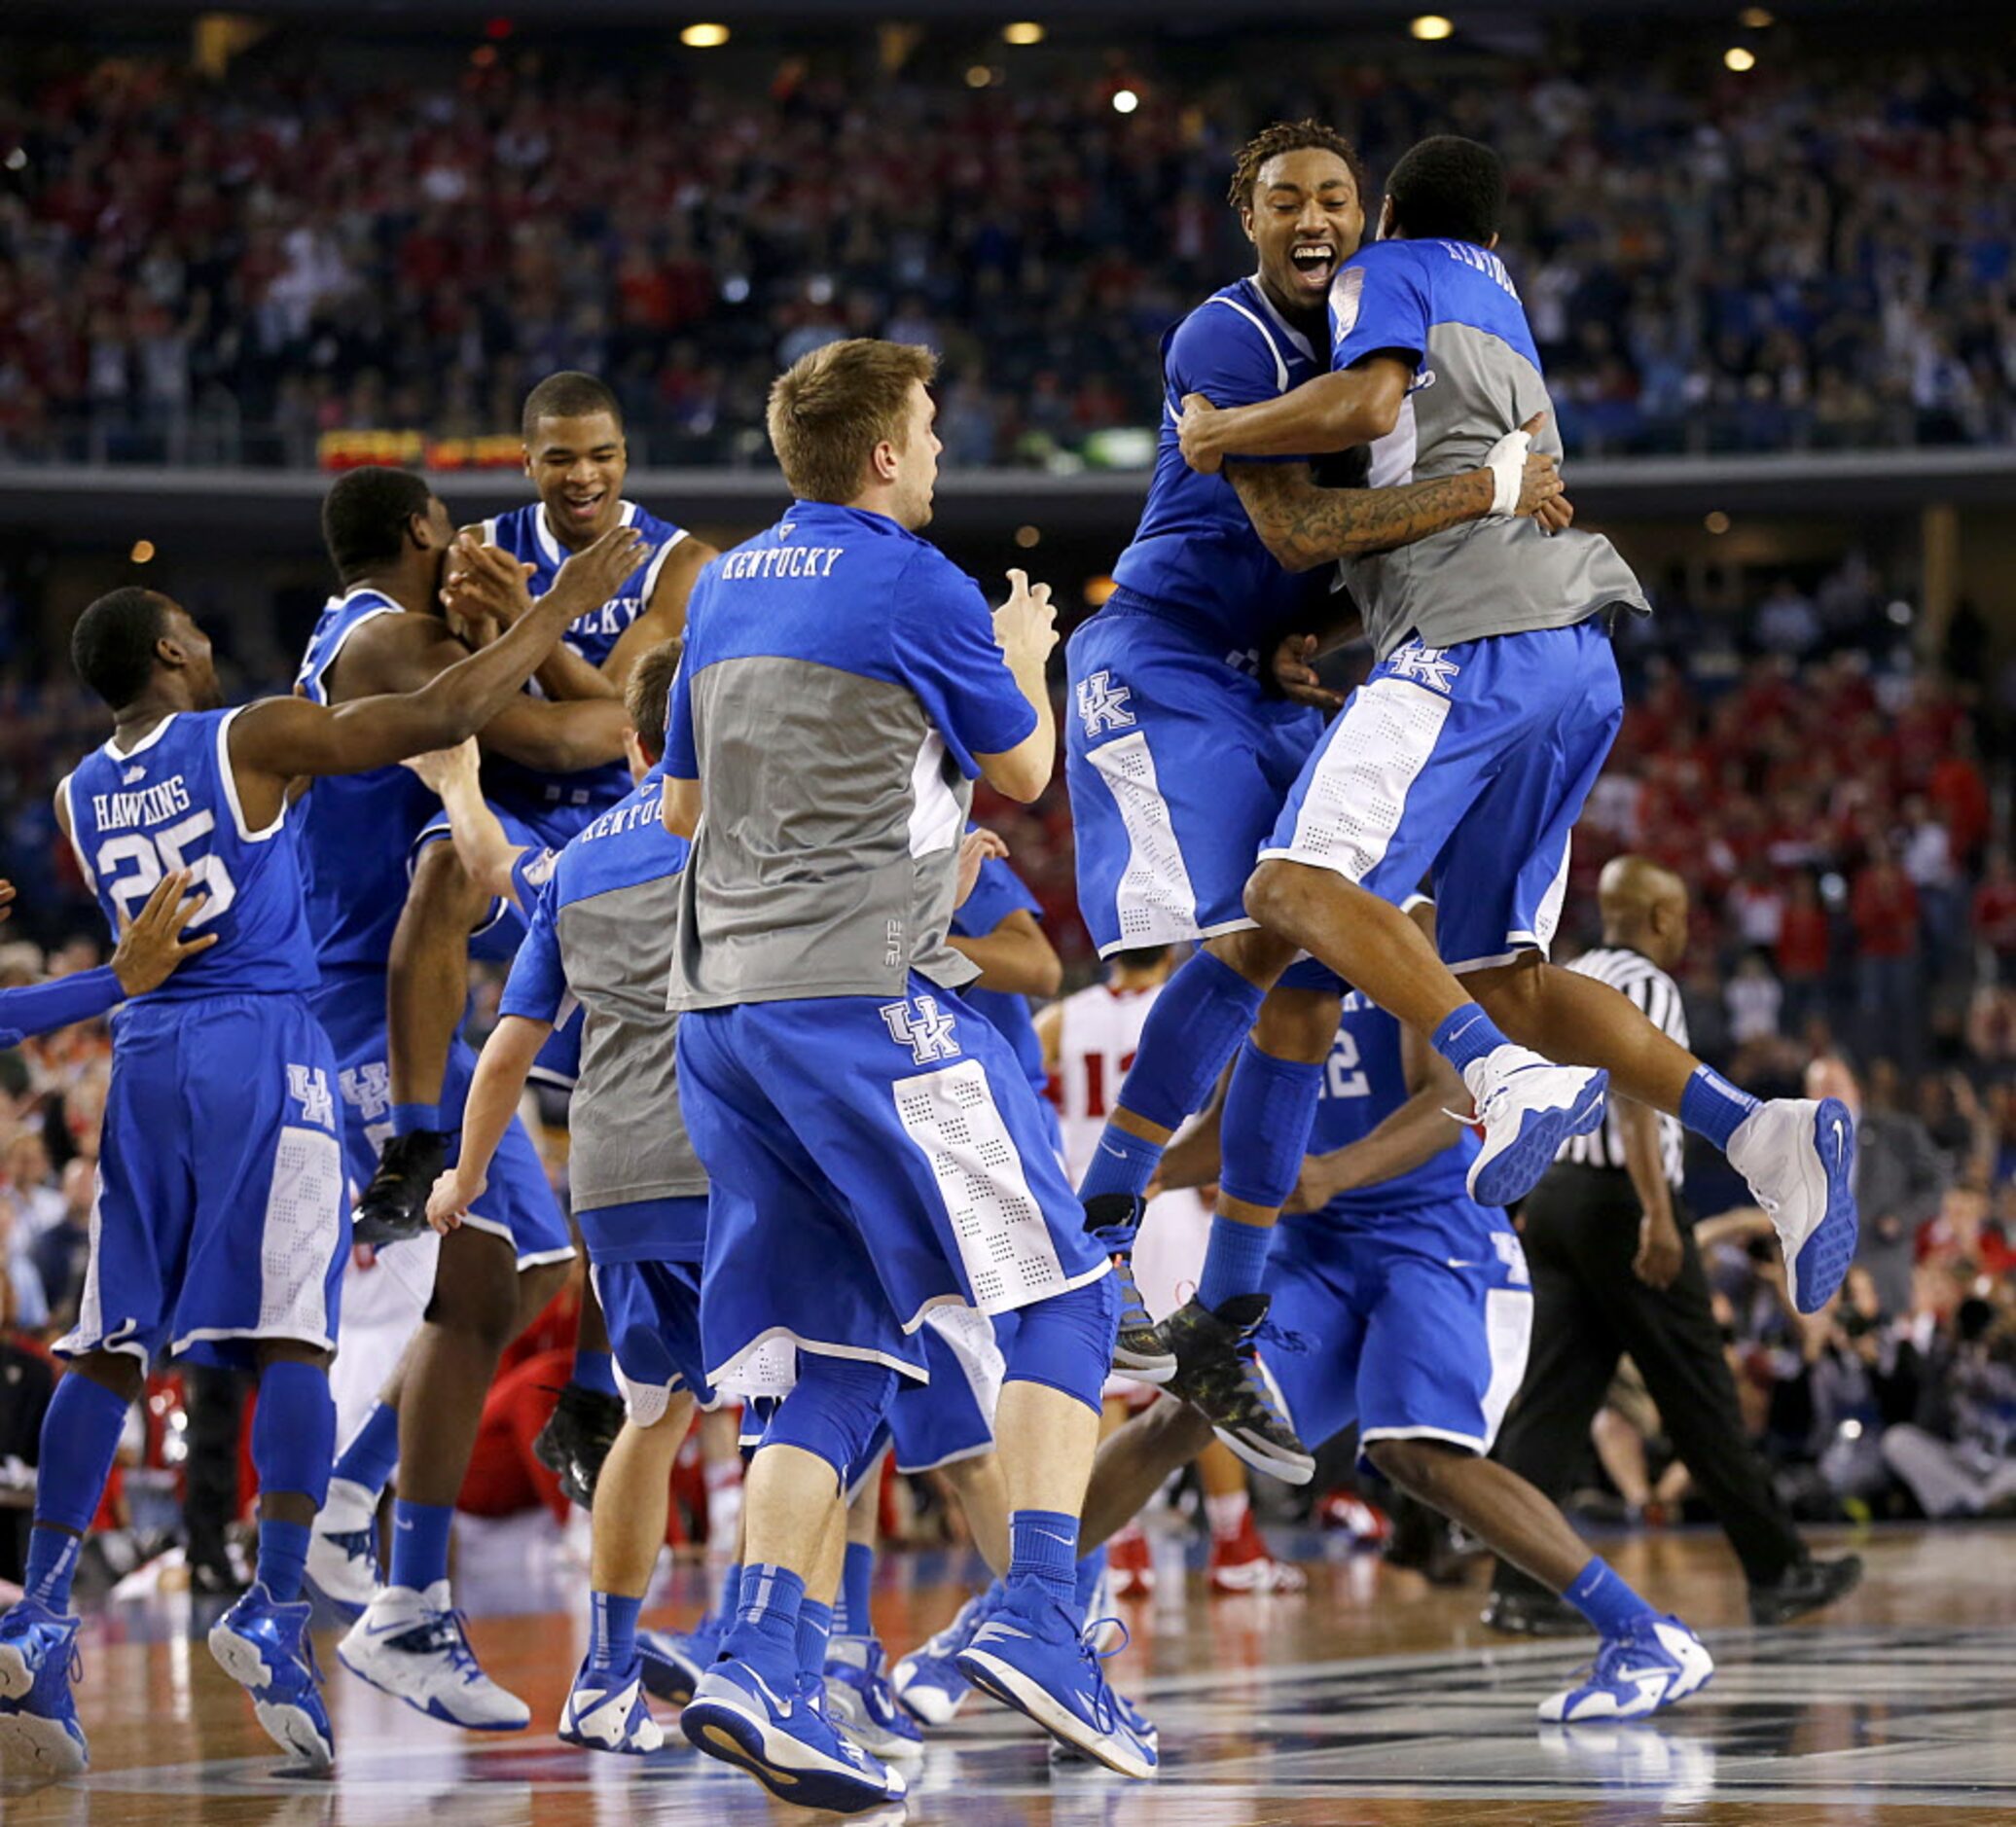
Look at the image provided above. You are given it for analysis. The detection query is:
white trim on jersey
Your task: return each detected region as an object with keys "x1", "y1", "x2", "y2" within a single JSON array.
[
  {"x1": 534, "y1": 504, "x2": 565, "y2": 568},
  {"x1": 638, "y1": 524, "x2": 690, "y2": 606},
  {"x1": 102, "y1": 711, "x2": 178, "y2": 762},
  {"x1": 1208, "y1": 296, "x2": 1292, "y2": 392},
  {"x1": 299, "y1": 591, "x2": 404, "y2": 704},
  {"x1": 1559, "y1": 946, "x2": 1690, "y2": 1186},
  {"x1": 906, "y1": 731, "x2": 961, "y2": 858},
  {"x1": 1368, "y1": 389, "x2": 1420, "y2": 488},
  {"x1": 1245, "y1": 272, "x2": 1317, "y2": 362},
  {"x1": 215, "y1": 704, "x2": 289, "y2": 843},
  {"x1": 1085, "y1": 728, "x2": 1207, "y2": 952}
]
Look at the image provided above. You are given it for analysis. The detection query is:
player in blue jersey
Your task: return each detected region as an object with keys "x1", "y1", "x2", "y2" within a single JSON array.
[
  {"x1": 290, "y1": 469, "x2": 649, "y2": 1729},
  {"x1": 361, "y1": 372, "x2": 716, "y2": 1247},
  {"x1": 0, "y1": 874, "x2": 211, "y2": 1044},
  {"x1": 1079, "y1": 903, "x2": 1715, "y2": 1725},
  {"x1": 0, "y1": 563, "x2": 607, "y2": 1779},
  {"x1": 1172, "y1": 134, "x2": 1858, "y2": 1324},
  {"x1": 1065, "y1": 121, "x2": 1567, "y2": 1484}
]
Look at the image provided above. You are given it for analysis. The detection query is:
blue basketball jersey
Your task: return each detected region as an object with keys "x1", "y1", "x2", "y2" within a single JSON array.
[
  {"x1": 483, "y1": 499, "x2": 688, "y2": 817},
  {"x1": 60, "y1": 707, "x2": 316, "y2": 1000},
  {"x1": 1107, "y1": 276, "x2": 1336, "y2": 656},
  {"x1": 293, "y1": 586, "x2": 444, "y2": 973},
  {"x1": 1307, "y1": 991, "x2": 1477, "y2": 1219}
]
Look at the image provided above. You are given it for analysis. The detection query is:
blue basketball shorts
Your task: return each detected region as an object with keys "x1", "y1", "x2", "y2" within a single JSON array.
[
  {"x1": 1065, "y1": 602, "x2": 1324, "y2": 957},
  {"x1": 1262, "y1": 620, "x2": 1624, "y2": 973},
  {"x1": 589, "y1": 1196, "x2": 713, "y2": 1426},
  {"x1": 59, "y1": 994, "x2": 347, "y2": 1371}
]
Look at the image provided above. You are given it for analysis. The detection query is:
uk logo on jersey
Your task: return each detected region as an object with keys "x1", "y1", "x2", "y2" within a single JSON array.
[
  {"x1": 1075, "y1": 670, "x2": 1135, "y2": 738},
  {"x1": 880, "y1": 995, "x2": 961, "y2": 1066},
  {"x1": 1384, "y1": 639, "x2": 1461, "y2": 694},
  {"x1": 287, "y1": 1063, "x2": 337, "y2": 1131},
  {"x1": 339, "y1": 1061, "x2": 392, "y2": 1126}
]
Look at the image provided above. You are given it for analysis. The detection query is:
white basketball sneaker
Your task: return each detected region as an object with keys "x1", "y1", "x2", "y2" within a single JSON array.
[
  {"x1": 1725, "y1": 1096, "x2": 1858, "y2": 1313},
  {"x1": 306, "y1": 1477, "x2": 382, "y2": 1617},
  {"x1": 1463, "y1": 1046, "x2": 1608, "y2": 1206},
  {"x1": 338, "y1": 1583, "x2": 530, "y2": 1731},
  {"x1": 1538, "y1": 1614, "x2": 1714, "y2": 1723}
]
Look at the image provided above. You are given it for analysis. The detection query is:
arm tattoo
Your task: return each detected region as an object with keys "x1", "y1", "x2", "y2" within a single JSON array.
[{"x1": 1228, "y1": 461, "x2": 1493, "y2": 572}]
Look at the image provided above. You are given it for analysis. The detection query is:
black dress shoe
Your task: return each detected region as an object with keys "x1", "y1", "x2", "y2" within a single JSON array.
[
  {"x1": 1748, "y1": 1553, "x2": 1862, "y2": 1626},
  {"x1": 1480, "y1": 1588, "x2": 1591, "y2": 1637}
]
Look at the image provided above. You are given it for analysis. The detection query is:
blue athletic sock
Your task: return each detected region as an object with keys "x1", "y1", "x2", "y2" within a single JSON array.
[
  {"x1": 796, "y1": 1597, "x2": 835, "y2": 1677},
  {"x1": 1431, "y1": 1002, "x2": 1512, "y2": 1076},
  {"x1": 589, "y1": 1591, "x2": 642, "y2": 1671},
  {"x1": 1003, "y1": 1509, "x2": 1081, "y2": 1626},
  {"x1": 252, "y1": 1360, "x2": 336, "y2": 1518},
  {"x1": 712, "y1": 1560, "x2": 743, "y2": 1630},
  {"x1": 840, "y1": 1541, "x2": 875, "y2": 1637},
  {"x1": 1680, "y1": 1065, "x2": 1760, "y2": 1153},
  {"x1": 1196, "y1": 1214, "x2": 1278, "y2": 1313},
  {"x1": 23, "y1": 1528, "x2": 84, "y2": 1614},
  {"x1": 255, "y1": 1519, "x2": 312, "y2": 1604},
  {"x1": 25, "y1": 1372, "x2": 130, "y2": 1608},
  {"x1": 1216, "y1": 1039, "x2": 1326, "y2": 1214},
  {"x1": 391, "y1": 1101, "x2": 444, "y2": 1137},
  {"x1": 1078, "y1": 1126, "x2": 1167, "y2": 1204},
  {"x1": 332, "y1": 1399, "x2": 401, "y2": 1500},
  {"x1": 1073, "y1": 1546, "x2": 1107, "y2": 1611},
  {"x1": 572, "y1": 1349, "x2": 619, "y2": 1400},
  {"x1": 720, "y1": 1563, "x2": 806, "y2": 1690},
  {"x1": 1564, "y1": 1557, "x2": 1656, "y2": 1637},
  {"x1": 388, "y1": 1499, "x2": 454, "y2": 1594}
]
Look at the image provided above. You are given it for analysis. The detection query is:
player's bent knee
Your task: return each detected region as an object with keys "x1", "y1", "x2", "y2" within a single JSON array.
[
  {"x1": 1254, "y1": 986, "x2": 1345, "y2": 1064},
  {"x1": 1465, "y1": 954, "x2": 1547, "y2": 1037},
  {"x1": 405, "y1": 838, "x2": 493, "y2": 933},
  {"x1": 762, "y1": 1355, "x2": 899, "y2": 1486},
  {"x1": 73, "y1": 1349, "x2": 146, "y2": 1407},
  {"x1": 1366, "y1": 1435, "x2": 1467, "y2": 1499},
  {"x1": 1206, "y1": 922, "x2": 1301, "y2": 989},
  {"x1": 1004, "y1": 1272, "x2": 1122, "y2": 1415}
]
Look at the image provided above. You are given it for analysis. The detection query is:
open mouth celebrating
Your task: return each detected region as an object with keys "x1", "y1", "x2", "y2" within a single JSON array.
[{"x1": 1288, "y1": 241, "x2": 1339, "y2": 289}]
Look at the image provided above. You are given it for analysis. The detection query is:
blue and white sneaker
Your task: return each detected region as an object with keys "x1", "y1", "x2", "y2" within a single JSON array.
[
  {"x1": 890, "y1": 1589, "x2": 991, "y2": 1726},
  {"x1": 681, "y1": 1658, "x2": 907, "y2": 1814},
  {"x1": 558, "y1": 1655, "x2": 665, "y2": 1755},
  {"x1": 638, "y1": 1623, "x2": 716, "y2": 1704},
  {"x1": 823, "y1": 1634, "x2": 923, "y2": 1760},
  {"x1": 338, "y1": 1582, "x2": 530, "y2": 1730},
  {"x1": 1538, "y1": 1614, "x2": 1714, "y2": 1723},
  {"x1": 305, "y1": 1477, "x2": 381, "y2": 1617},
  {"x1": 0, "y1": 1598, "x2": 89, "y2": 1777},
  {"x1": 956, "y1": 1601, "x2": 1157, "y2": 1779},
  {"x1": 207, "y1": 1583, "x2": 335, "y2": 1771},
  {"x1": 1464, "y1": 1046, "x2": 1609, "y2": 1206},
  {"x1": 1728, "y1": 1096, "x2": 1859, "y2": 1314},
  {"x1": 1047, "y1": 1675, "x2": 1159, "y2": 1764}
]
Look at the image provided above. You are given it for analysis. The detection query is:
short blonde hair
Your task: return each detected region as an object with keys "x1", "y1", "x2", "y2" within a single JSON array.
[{"x1": 766, "y1": 339, "x2": 938, "y2": 505}]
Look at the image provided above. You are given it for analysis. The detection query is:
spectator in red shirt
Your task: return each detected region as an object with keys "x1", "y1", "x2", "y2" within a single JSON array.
[
  {"x1": 1971, "y1": 849, "x2": 2016, "y2": 985},
  {"x1": 1930, "y1": 728, "x2": 1992, "y2": 866},
  {"x1": 1778, "y1": 873, "x2": 1833, "y2": 1036},
  {"x1": 1853, "y1": 839, "x2": 1924, "y2": 1064}
]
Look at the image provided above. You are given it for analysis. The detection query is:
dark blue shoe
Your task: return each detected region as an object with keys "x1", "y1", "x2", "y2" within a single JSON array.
[
  {"x1": 1464, "y1": 1048, "x2": 1609, "y2": 1206},
  {"x1": 208, "y1": 1583, "x2": 335, "y2": 1771},
  {"x1": 0, "y1": 1598, "x2": 88, "y2": 1777},
  {"x1": 1729, "y1": 1096, "x2": 1859, "y2": 1313},
  {"x1": 681, "y1": 1658, "x2": 907, "y2": 1813},
  {"x1": 638, "y1": 1621, "x2": 717, "y2": 1704},
  {"x1": 956, "y1": 1599, "x2": 1157, "y2": 1779}
]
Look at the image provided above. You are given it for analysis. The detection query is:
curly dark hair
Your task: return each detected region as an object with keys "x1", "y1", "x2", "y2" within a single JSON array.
[{"x1": 1227, "y1": 119, "x2": 1368, "y2": 213}]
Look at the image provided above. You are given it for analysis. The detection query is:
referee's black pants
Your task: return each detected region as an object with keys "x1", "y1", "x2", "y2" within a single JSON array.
[{"x1": 1489, "y1": 1163, "x2": 1804, "y2": 1600}]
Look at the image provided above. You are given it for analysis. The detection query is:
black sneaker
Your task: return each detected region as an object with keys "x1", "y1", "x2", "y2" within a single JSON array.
[
  {"x1": 1160, "y1": 1294, "x2": 1314, "y2": 1484},
  {"x1": 1480, "y1": 1588, "x2": 1590, "y2": 1637},
  {"x1": 1747, "y1": 1553, "x2": 1862, "y2": 1627},
  {"x1": 1084, "y1": 1195, "x2": 1175, "y2": 1383},
  {"x1": 533, "y1": 1381, "x2": 627, "y2": 1509},
  {"x1": 355, "y1": 1129, "x2": 450, "y2": 1246}
]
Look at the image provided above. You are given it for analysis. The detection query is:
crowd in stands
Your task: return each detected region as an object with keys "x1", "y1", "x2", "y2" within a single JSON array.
[{"x1": 1, "y1": 31, "x2": 2013, "y2": 465}]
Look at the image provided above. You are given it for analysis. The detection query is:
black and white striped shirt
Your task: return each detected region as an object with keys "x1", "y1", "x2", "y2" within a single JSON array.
[{"x1": 1558, "y1": 946, "x2": 1688, "y2": 1188}]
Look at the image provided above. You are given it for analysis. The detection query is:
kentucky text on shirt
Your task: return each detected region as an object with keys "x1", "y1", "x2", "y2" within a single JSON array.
[
  {"x1": 715, "y1": 545, "x2": 846, "y2": 581},
  {"x1": 1440, "y1": 239, "x2": 1522, "y2": 302},
  {"x1": 90, "y1": 774, "x2": 194, "y2": 831}
]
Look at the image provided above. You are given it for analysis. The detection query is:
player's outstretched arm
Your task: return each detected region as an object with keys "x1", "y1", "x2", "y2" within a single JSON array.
[
  {"x1": 0, "y1": 872, "x2": 214, "y2": 1044},
  {"x1": 949, "y1": 908, "x2": 1063, "y2": 998},
  {"x1": 402, "y1": 738, "x2": 529, "y2": 908},
  {"x1": 231, "y1": 526, "x2": 644, "y2": 795},
  {"x1": 1179, "y1": 357, "x2": 1417, "y2": 471},
  {"x1": 974, "y1": 569, "x2": 1059, "y2": 805},
  {"x1": 424, "y1": 1013, "x2": 552, "y2": 1231},
  {"x1": 600, "y1": 536, "x2": 717, "y2": 689}
]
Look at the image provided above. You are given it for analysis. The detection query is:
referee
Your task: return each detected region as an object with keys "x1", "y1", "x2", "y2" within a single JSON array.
[{"x1": 1484, "y1": 855, "x2": 1862, "y2": 1632}]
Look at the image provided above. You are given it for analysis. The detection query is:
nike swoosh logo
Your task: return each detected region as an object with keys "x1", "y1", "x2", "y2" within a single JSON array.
[
  {"x1": 1831, "y1": 1117, "x2": 1847, "y2": 1160},
  {"x1": 1446, "y1": 1259, "x2": 1480, "y2": 1270},
  {"x1": 1099, "y1": 1141, "x2": 1127, "y2": 1159},
  {"x1": 365, "y1": 1618, "x2": 418, "y2": 1638}
]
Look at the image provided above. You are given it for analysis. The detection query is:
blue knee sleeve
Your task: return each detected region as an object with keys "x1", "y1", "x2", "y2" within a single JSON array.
[
  {"x1": 252, "y1": 1361, "x2": 337, "y2": 1510},
  {"x1": 1113, "y1": 951, "x2": 1265, "y2": 1132},
  {"x1": 1003, "y1": 1272, "x2": 1122, "y2": 1416},
  {"x1": 34, "y1": 1374, "x2": 131, "y2": 1534},
  {"x1": 1216, "y1": 1038, "x2": 1327, "y2": 1211},
  {"x1": 763, "y1": 1356, "x2": 899, "y2": 1485}
]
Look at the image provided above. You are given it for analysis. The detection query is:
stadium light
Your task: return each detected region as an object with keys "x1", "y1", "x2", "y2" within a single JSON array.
[
  {"x1": 1739, "y1": 6, "x2": 1775, "y2": 26},
  {"x1": 966, "y1": 65, "x2": 994, "y2": 88},
  {"x1": 1015, "y1": 524, "x2": 1042, "y2": 549},
  {"x1": 1112, "y1": 88, "x2": 1139, "y2": 114},
  {"x1": 679, "y1": 22, "x2": 730, "y2": 48},
  {"x1": 1724, "y1": 46, "x2": 1756, "y2": 71},
  {"x1": 1704, "y1": 511, "x2": 1731, "y2": 535},
  {"x1": 3, "y1": 149, "x2": 24, "y2": 171},
  {"x1": 1410, "y1": 16, "x2": 1455, "y2": 41},
  {"x1": 129, "y1": 540, "x2": 156, "y2": 564},
  {"x1": 1002, "y1": 22, "x2": 1045, "y2": 46}
]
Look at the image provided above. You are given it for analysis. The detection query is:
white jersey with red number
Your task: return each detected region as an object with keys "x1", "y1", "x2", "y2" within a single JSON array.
[{"x1": 1057, "y1": 978, "x2": 1211, "y2": 1347}]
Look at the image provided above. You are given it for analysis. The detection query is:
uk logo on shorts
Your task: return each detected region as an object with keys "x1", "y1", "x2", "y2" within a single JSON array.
[
  {"x1": 1383, "y1": 639, "x2": 1461, "y2": 694},
  {"x1": 1075, "y1": 670, "x2": 1135, "y2": 739},
  {"x1": 880, "y1": 995, "x2": 961, "y2": 1066},
  {"x1": 339, "y1": 1061, "x2": 391, "y2": 1125},
  {"x1": 287, "y1": 1063, "x2": 337, "y2": 1131}
]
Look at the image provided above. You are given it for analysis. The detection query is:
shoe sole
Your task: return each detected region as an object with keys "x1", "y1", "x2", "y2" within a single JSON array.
[
  {"x1": 352, "y1": 1212, "x2": 431, "y2": 1247},
  {"x1": 0, "y1": 1707, "x2": 88, "y2": 1777},
  {"x1": 1470, "y1": 1070, "x2": 1609, "y2": 1206},
  {"x1": 1751, "y1": 1558, "x2": 1864, "y2": 1628},
  {"x1": 1537, "y1": 1645, "x2": 1716, "y2": 1722},
  {"x1": 209, "y1": 1625, "x2": 336, "y2": 1771},
  {"x1": 558, "y1": 1716, "x2": 665, "y2": 1755},
  {"x1": 0, "y1": 1644, "x2": 31, "y2": 1702},
  {"x1": 638, "y1": 1652, "x2": 704, "y2": 1705},
  {"x1": 335, "y1": 1645, "x2": 530, "y2": 1732},
  {"x1": 679, "y1": 1694, "x2": 899, "y2": 1813},
  {"x1": 1111, "y1": 1343, "x2": 1177, "y2": 1384},
  {"x1": 956, "y1": 1648, "x2": 1155, "y2": 1780},
  {"x1": 1210, "y1": 1421, "x2": 1315, "y2": 1487},
  {"x1": 1785, "y1": 1097, "x2": 1858, "y2": 1314},
  {"x1": 889, "y1": 1666, "x2": 966, "y2": 1727},
  {"x1": 304, "y1": 1556, "x2": 378, "y2": 1621},
  {"x1": 1209, "y1": 1564, "x2": 1308, "y2": 1595}
]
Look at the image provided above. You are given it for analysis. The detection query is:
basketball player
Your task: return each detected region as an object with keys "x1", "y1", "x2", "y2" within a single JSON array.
[
  {"x1": 664, "y1": 338, "x2": 1152, "y2": 1805},
  {"x1": 422, "y1": 641, "x2": 704, "y2": 1757},
  {"x1": 292, "y1": 470, "x2": 644, "y2": 1729},
  {"x1": 0, "y1": 874, "x2": 210, "y2": 1042},
  {"x1": 1101, "y1": 135, "x2": 1855, "y2": 1358},
  {"x1": 1065, "y1": 121, "x2": 1566, "y2": 1481},
  {"x1": 361, "y1": 371, "x2": 716, "y2": 1241},
  {"x1": 1088, "y1": 903, "x2": 1716, "y2": 1724},
  {"x1": 0, "y1": 567, "x2": 604, "y2": 1777}
]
